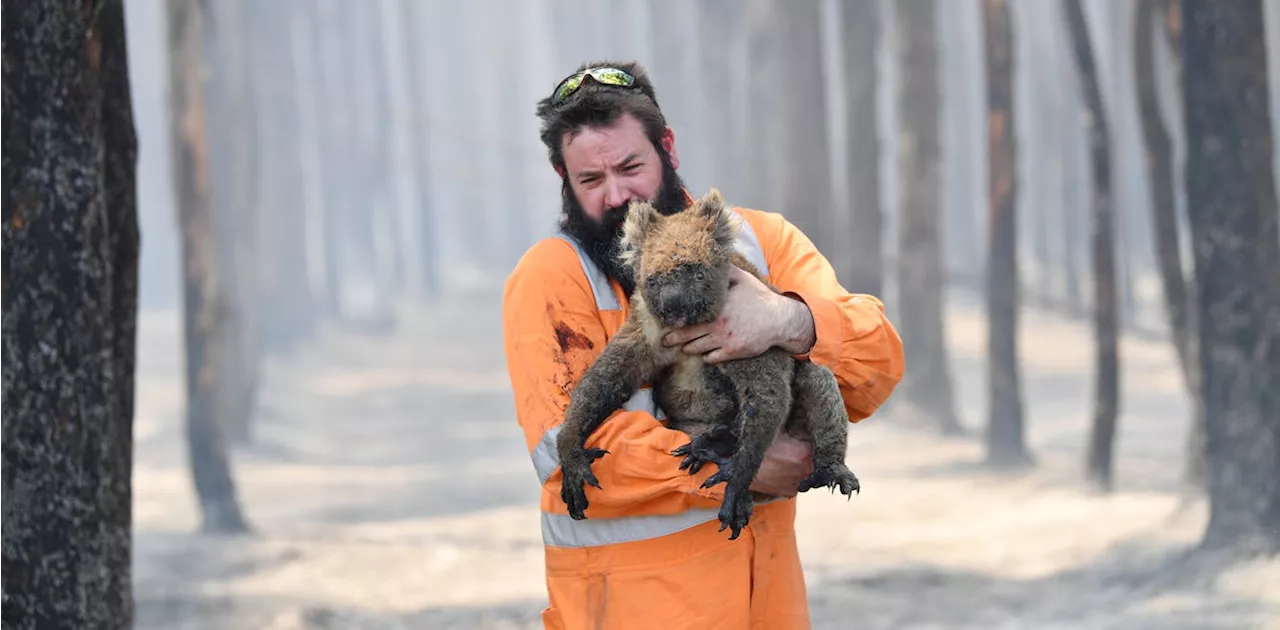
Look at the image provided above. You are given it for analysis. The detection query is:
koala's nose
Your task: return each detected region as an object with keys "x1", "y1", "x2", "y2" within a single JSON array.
[{"x1": 658, "y1": 287, "x2": 687, "y2": 317}]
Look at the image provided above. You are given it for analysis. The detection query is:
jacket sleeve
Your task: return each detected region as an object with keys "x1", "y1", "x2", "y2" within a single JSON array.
[
  {"x1": 502, "y1": 240, "x2": 725, "y2": 519},
  {"x1": 748, "y1": 210, "x2": 906, "y2": 422}
]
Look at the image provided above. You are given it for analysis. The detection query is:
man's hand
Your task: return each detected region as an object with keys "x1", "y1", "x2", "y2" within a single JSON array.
[
  {"x1": 748, "y1": 432, "x2": 814, "y2": 498},
  {"x1": 662, "y1": 267, "x2": 817, "y2": 363}
]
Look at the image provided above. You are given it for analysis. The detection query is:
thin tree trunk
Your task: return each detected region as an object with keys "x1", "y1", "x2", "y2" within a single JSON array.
[
  {"x1": 842, "y1": 0, "x2": 884, "y2": 297},
  {"x1": 1064, "y1": 0, "x2": 1121, "y2": 492},
  {"x1": 2, "y1": 2, "x2": 139, "y2": 626},
  {"x1": 776, "y1": 1, "x2": 832, "y2": 251},
  {"x1": 1181, "y1": 0, "x2": 1280, "y2": 555},
  {"x1": 896, "y1": 0, "x2": 964, "y2": 435},
  {"x1": 399, "y1": 0, "x2": 440, "y2": 297},
  {"x1": 211, "y1": 0, "x2": 261, "y2": 444},
  {"x1": 982, "y1": 0, "x2": 1032, "y2": 468},
  {"x1": 168, "y1": 0, "x2": 251, "y2": 534},
  {"x1": 255, "y1": 0, "x2": 317, "y2": 357},
  {"x1": 1134, "y1": 0, "x2": 1206, "y2": 489}
]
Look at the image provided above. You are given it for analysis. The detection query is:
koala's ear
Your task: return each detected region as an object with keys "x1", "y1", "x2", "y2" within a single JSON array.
[
  {"x1": 695, "y1": 188, "x2": 726, "y2": 219},
  {"x1": 620, "y1": 199, "x2": 659, "y2": 270},
  {"x1": 699, "y1": 188, "x2": 740, "y2": 251}
]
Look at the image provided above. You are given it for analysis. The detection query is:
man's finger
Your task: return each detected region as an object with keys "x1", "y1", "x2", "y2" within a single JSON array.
[
  {"x1": 664, "y1": 324, "x2": 712, "y2": 346},
  {"x1": 681, "y1": 334, "x2": 719, "y2": 357},
  {"x1": 702, "y1": 347, "x2": 728, "y2": 364}
]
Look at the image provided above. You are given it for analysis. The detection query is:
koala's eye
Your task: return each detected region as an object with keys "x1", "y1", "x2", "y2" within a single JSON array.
[{"x1": 695, "y1": 270, "x2": 706, "y2": 281}]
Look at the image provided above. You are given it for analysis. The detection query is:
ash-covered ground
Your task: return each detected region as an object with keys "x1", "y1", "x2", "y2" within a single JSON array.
[{"x1": 131, "y1": 289, "x2": 1280, "y2": 630}]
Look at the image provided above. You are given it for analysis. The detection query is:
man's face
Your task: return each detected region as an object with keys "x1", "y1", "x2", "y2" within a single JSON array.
[
  {"x1": 561, "y1": 112, "x2": 679, "y2": 222},
  {"x1": 557, "y1": 112, "x2": 688, "y2": 294}
]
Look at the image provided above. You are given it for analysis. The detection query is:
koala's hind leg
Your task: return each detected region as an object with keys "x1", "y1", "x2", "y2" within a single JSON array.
[
  {"x1": 788, "y1": 361, "x2": 860, "y2": 498},
  {"x1": 700, "y1": 357, "x2": 793, "y2": 539}
]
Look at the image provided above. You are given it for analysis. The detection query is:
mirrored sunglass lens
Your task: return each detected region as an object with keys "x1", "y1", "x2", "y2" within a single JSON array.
[
  {"x1": 555, "y1": 76, "x2": 582, "y2": 100},
  {"x1": 592, "y1": 69, "x2": 632, "y2": 85}
]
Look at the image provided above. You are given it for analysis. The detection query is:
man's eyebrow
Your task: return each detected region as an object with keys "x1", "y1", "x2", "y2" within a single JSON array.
[{"x1": 575, "y1": 153, "x2": 643, "y2": 179}]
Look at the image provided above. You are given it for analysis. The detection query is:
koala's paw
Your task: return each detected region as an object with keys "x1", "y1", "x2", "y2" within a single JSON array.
[
  {"x1": 559, "y1": 447, "x2": 608, "y2": 520},
  {"x1": 716, "y1": 481, "x2": 754, "y2": 541},
  {"x1": 798, "y1": 463, "x2": 861, "y2": 499},
  {"x1": 672, "y1": 424, "x2": 736, "y2": 474}
]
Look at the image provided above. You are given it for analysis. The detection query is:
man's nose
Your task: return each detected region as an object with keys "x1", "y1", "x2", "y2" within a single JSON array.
[{"x1": 603, "y1": 180, "x2": 629, "y2": 210}]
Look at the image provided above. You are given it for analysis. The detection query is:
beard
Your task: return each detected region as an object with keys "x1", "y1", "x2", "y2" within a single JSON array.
[{"x1": 558, "y1": 150, "x2": 689, "y2": 298}]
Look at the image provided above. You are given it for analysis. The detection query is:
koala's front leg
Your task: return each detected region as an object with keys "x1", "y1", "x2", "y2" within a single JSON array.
[{"x1": 556, "y1": 329, "x2": 658, "y2": 520}]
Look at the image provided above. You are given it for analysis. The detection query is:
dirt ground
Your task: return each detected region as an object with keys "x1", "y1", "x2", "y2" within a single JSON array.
[{"x1": 131, "y1": 289, "x2": 1280, "y2": 629}]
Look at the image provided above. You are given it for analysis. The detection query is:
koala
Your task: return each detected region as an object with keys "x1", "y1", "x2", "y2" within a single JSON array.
[{"x1": 555, "y1": 188, "x2": 860, "y2": 540}]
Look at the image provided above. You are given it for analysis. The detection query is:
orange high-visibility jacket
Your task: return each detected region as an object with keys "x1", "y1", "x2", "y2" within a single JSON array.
[{"x1": 502, "y1": 200, "x2": 905, "y2": 630}]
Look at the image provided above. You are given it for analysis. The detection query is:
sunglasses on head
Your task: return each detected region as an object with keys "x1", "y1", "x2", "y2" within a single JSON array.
[{"x1": 550, "y1": 67, "x2": 637, "y2": 104}]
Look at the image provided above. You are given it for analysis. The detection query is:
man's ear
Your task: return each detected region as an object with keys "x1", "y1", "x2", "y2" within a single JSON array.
[
  {"x1": 554, "y1": 163, "x2": 566, "y2": 179},
  {"x1": 660, "y1": 126, "x2": 679, "y2": 171},
  {"x1": 620, "y1": 199, "x2": 659, "y2": 271}
]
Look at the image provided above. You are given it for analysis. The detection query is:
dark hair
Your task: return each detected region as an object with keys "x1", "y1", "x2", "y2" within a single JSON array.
[{"x1": 536, "y1": 60, "x2": 669, "y2": 171}]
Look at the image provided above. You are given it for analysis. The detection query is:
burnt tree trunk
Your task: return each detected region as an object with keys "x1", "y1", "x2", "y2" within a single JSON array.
[
  {"x1": 1064, "y1": 0, "x2": 1121, "y2": 492},
  {"x1": 778, "y1": 1, "x2": 834, "y2": 253},
  {"x1": 1181, "y1": 0, "x2": 1280, "y2": 555},
  {"x1": 168, "y1": 0, "x2": 251, "y2": 534},
  {"x1": 982, "y1": 0, "x2": 1032, "y2": 468},
  {"x1": 312, "y1": 0, "x2": 346, "y2": 318},
  {"x1": 842, "y1": 0, "x2": 884, "y2": 297},
  {"x1": 895, "y1": 0, "x2": 963, "y2": 435},
  {"x1": 2, "y1": 2, "x2": 139, "y2": 627},
  {"x1": 399, "y1": 0, "x2": 440, "y2": 297},
  {"x1": 209, "y1": 0, "x2": 261, "y2": 444},
  {"x1": 255, "y1": 0, "x2": 317, "y2": 357},
  {"x1": 1134, "y1": 0, "x2": 1206, "y2": 489}
]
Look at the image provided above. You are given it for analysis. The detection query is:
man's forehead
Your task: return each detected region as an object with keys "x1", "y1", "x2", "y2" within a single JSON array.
[{"x1": 564, "y1": 132, "x2": 653, "y2": 173}]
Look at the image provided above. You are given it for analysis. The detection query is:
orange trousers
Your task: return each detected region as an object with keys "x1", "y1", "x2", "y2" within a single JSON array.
[{"x1": 539, "y1": 500, "x2": 810, "y2": 630}]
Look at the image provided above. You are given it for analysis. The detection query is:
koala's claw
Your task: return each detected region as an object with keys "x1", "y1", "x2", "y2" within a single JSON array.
[
  {"x1": 798, "y1": 463, "x2": 861, "y2": 498},
  {"x1": 717, "y1": 482, "x2": 754, "y2": 540},
  {"x1": 560, "y1": 448, "x2": 609, "y2": 520},
  {"x1": 699, "y1": 459, "x2": 736, "y2": 489}
]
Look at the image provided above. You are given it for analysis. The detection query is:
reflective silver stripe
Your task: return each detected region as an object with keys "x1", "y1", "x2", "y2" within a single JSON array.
[
  {"x1": 733, "y1": 216, "x2": 769, "y2": 278},
  {"x1": 531, "y1": 388, "x2": 659, "y2": 485},
  {"x1": 554, "y1": 233, "x2": 621, "y2": 311},
  {"x1": 542, "y1": 507, "x2": 721, "y2": 548}
]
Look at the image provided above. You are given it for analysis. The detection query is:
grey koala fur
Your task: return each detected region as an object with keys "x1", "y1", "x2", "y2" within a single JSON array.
[{"x1": 555, "y1": 188, "x2": 860, "y2": 540}]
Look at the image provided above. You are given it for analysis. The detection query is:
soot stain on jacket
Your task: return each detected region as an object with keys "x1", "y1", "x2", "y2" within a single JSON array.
[{"x1": 554, "y1": 322, "x2": 594, "y2": 353}]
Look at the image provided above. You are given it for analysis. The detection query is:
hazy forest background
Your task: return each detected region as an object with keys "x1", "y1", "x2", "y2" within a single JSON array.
[{"x1": 4, "y1": 0, "x2": 1280, "y2": 628}]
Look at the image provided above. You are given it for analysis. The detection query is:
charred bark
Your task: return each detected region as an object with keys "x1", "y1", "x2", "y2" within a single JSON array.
[
  {"x1": 2, "y1": 1, "x2": 139, "y2": 627},
  {"x1": 895, "y1": 0, "x2": 964, "y2": 435},
  {"x1": 1181, "y1": 0, "x2": 1280, "y2": 555},
  {"x1": 168, "y1": 0, "x2": 251, "y2": 534},
  {"x1": 982, "y1": 0, "x2": 1032, "y2": 468},
  {"x1": 842, "y1": 0, "x2": 884, "y2": 297},
  {"x1": 1064, "y1": 0, "x2": 1121, "y2": 492}
]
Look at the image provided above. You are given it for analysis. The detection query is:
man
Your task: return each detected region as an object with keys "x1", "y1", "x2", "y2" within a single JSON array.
[{"x1": 502, "y1": 61, "x2": 904, "y2": 629}]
